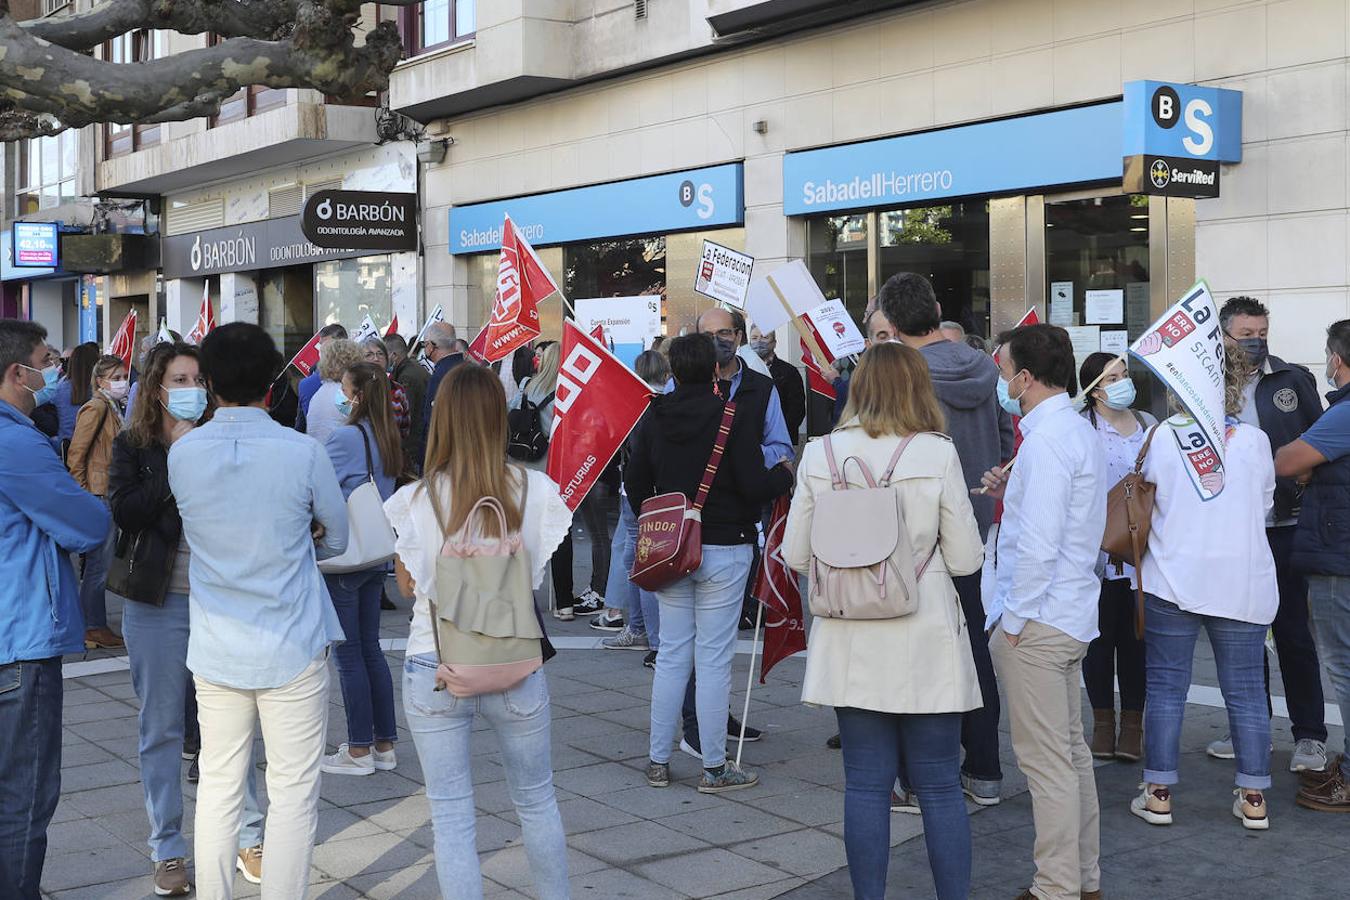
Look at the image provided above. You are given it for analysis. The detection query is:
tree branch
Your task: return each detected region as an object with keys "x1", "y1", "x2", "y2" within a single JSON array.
[{"x1": 21, "y1": 0, "x2": 300, "y2": 52}]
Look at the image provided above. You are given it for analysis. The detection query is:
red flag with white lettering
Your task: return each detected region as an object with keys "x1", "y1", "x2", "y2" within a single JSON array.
[
  {"x1": 801, "y1": 338, "x2": 837, "y2": 401},
  {"x1": 546, "y1": 320, "x2": 653, "y2": 512},
  {"x1": 482, "y1": 215, "x2": 558, "y2": 363},
  {"x1": 465, "y1": 325, "x2": 489, "y2": 364},
  {"x1": 187, "y1": 283, "x2": 215, "y2": 345},
  {"x1": 109, "y1": 309, "x2": 138, "y2": 372},
  {"x1": 754, "y1": 495, "x2": 807, "y2": 683},
  {"x1": 384, "y1": 315, "x2": 400, "y2": 339},
  {"x1": 286, "y1": 329, "x2": 325, "y2": 377}
]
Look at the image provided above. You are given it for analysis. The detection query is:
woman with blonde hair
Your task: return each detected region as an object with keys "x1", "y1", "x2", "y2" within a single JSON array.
[
  {"x1": 783, "y1": 341, "x2": 985, "y2": 900},
  {"x1": 69, "y1": 352, "x2": 131, "y2": 649},
  {"x1": 320, "y1": 362, "x2": 405, "y2": 776},
  {"x1": 304, "y1": 337, "x2": 364, "y2": 444},
  {"x1": 1129, "y1": 344, "x2": 1279, "y2": 831},
  {"x1": 384, "y1": 364, "x2": 572, "y2": 899}
]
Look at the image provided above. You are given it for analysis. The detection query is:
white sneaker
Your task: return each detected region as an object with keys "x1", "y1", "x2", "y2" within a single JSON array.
[
  {"x1": 321, "y1": 744, "x2": 376, "y2": 776},
  {"x1": 1206, "y1": 736, "x2": 1236, "y2": 760},
  {"x1": 1290, "y1": 738, "x2": 1328, "y2": 773},
  {"x1": 373, "y1": 746, "x2": 397, "y2": 771}
]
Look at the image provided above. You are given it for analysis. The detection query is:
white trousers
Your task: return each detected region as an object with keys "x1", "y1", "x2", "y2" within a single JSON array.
[{"x1": 192, "y1": 655, "x2": 329, "y2": 900}]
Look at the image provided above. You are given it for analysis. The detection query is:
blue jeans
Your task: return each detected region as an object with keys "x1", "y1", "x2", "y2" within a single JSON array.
[
  {"x1": 835, "y1": 707, "x2": 970, "y2": 900},
  {"x1": 122, "y1": 593, "x2": 263, "y2": 861},
  {"x1": 1308, "y1": 575, "x2": 1350, "y2": 779},
  {"x1": 650, "y1": 544, "x2": 753, "y2": 769},
  {"x1": 0, "y1": 657, "x2": 63, "y2": 900},
  {"x1": 403, "y1": 656, "x2": 568, "y2": 900},
  {"x1": 604, "y1": 500, "x2": 660, "y2": 645},
  {"x1": 1142, "y1": 594, "x2": 1271, "y2": 789},
  {"x1": 78, "y1": 498, "x2": 114, "y2": 629},
  {"x1": 325, "y1": 569, "x2": 398, "y2": 747}
]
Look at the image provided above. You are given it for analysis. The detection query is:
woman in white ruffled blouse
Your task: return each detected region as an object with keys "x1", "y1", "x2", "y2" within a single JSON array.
[{"x1": 384, "y1": 364, "x2": 574, "y2": 900}]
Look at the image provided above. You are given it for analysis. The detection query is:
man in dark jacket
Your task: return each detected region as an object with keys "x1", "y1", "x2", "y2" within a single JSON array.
[
  {"x1": 1277, "y1": 319, "x2": 1350, "y2": 811},
  {"x1": 385, "y1": 333, "x2": 430, "y2": 470},
  {"x1": 1217, "y1": 296, "x2": 1328, "y2": 772},
  {"x1": 878, "y1": 272, "x2": 1014, "y2": 806},
  {"x1": 0, "y1": 319, "x2": 110, "y2": 899},
  {"x1": 748, "y1": 324, "x2": 806, "y2": 443}
]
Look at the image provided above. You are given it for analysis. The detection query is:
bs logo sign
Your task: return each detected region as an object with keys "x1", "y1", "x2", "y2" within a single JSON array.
[
  {"x1": 678, "y1": 180, "x2": 716, "y2": 220},
  {"x1": 1150, "y1": 84, "x2": 1215, "y2": 157}
]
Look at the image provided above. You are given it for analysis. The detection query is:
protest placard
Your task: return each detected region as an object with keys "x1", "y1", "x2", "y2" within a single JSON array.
[
  {"x1": 744, "y1": 260, "x2": 827, "y2": 335},
  {"x1": 801, "y1": 298, "x2": 865, "y2": 362},
  {"x1": 693, "y1": 240, "x2": 754, "y2": 310},
  {"x1": 574, "y1": 296, "x2": 662, "y2": 368},
  {"x1": 1129, "y1": 280, "x2": 1227, "y2": 500}
]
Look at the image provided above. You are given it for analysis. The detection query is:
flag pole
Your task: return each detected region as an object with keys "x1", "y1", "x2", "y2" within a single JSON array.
[{"x1": 734, "y1": 601, "x2": 765, "y2": 770}]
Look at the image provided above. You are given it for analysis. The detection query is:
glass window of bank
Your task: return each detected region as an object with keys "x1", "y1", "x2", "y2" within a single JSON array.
[{"x1": 463, "y1": 227, "x2": 746, "y2": 340}]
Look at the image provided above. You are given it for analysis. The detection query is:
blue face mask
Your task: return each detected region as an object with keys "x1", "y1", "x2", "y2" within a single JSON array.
[
  {"x1": 1101, "y1": 378, "x2": 1137, "y2": 411},
  {"x1": 162, "y1": 386, "x2": 208, "y2": 422},
  {"x1": 22, "y1": 364, "x2": 60, "y2": 406},
  {"x1": 334, "y1": 390, "x2": 354, "y2": 419},
  {"x1": 996, "y1": 373, "x2": 1024, "y2": 416}
]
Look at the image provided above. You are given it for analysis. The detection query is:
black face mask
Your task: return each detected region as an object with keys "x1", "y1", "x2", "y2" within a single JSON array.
[
  {"x1": 714, "y1": 337, "x2": 737, "y2": 365},
  {"x1": 1235, "y1": 337, "x2": 1269, "y2": 368}
]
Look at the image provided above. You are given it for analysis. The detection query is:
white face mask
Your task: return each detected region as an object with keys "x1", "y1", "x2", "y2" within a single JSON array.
[{"x1": 105, "y1": 379, "x2": 130, "y2": 401}]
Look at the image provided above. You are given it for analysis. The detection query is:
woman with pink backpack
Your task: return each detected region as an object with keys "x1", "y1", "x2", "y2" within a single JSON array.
[{"x1": 783, "y1": 342, "x2": 985, "y2": 900}]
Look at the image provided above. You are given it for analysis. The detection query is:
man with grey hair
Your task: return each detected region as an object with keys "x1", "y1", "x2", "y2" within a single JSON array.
[
  {"x1": 0, "y1": 319, "x2": 110, "y2": 899},
  {"x1": 940, "y1": 320, "x2": 966, "y2": 343},
  {"x1": 421, "y1": 322, "x2": 465, "y2": 437}
]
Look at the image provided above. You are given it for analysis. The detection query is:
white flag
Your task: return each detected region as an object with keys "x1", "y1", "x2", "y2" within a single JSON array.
[
  {"x1": 156, "y1": 317, "x2": 173, "y2": 345},
  {"x1": 1129, "y1": 281, "x2": 1228, "y2": 500},
  {"x1": 351, "y1": 314, "x2": 381, "y2": 344}
]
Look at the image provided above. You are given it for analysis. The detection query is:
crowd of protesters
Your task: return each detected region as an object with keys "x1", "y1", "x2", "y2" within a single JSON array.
[{"x1": 3, "y1": 269, "x2": 1349, "y2": 900}]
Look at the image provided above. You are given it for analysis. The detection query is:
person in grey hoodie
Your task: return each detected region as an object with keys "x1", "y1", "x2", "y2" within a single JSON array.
[{"x1": 876, "y1": 272, "x2": 1014, "y2": 807}]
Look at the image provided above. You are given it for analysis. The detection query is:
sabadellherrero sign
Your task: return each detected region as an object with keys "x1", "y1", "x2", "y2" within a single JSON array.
[
  {"x1": 161, "y1": 213, "x2": 405, "y2": 279},
  {"x1": 301, "y1": 190, "x2": 418, "y2": 251}
]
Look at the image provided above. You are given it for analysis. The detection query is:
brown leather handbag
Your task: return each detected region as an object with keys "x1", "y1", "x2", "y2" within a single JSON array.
[
  {"x1": 629, "y1": 402, "x2": 737, "y2": 592},
  {"x1": 1101, "y1": 424, "x2": 1160, "y2": 639}
]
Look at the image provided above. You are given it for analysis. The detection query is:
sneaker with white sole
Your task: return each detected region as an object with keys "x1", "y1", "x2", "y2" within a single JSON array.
[
  {"x1": 589, "y1": 610, "x2": 626, "y2": 632},
  {"x1": 1291, "y1": 738, "x2": 1328, "y2": 773},
  {"x1": 574, "y1": 589, "x2": 605, "y2": 613},
  {"x1": 153, "y1": 857, "x2": 192, "y2": 896},
  {"x1": 960, "y1": 773, "x2": 1000, "y2": 806},
  {"x1": 552, "y1": 606, "x2": 575, "y2": 622},
  {"x1": 321, "y1": 744, "x2": 376, "y2": 776},
  {"x1": 1207, "y1": 736, "x2": 1236, "y2": 760},
  {"x1": 1130, "y1": 784, "x2": 1173, "y2": 826},
  {"x1": 236, "y1": 845, "x2": 263, "y2": 884},
  {"x1": 891, "y1": 789, "x2": 921, "y2": 814},
  {"x1": 698, "y1": 762, "x2": 759, "y2": 793},
  {"x1": 602, "y1": 628, "x2": 650, "y2": 650},
  {"x1": 1233, "y1": 788, "x2": 1269, "y2": 830},
  {"x1": 373, "y1": 746, "x2": 397, "y2": 771}
]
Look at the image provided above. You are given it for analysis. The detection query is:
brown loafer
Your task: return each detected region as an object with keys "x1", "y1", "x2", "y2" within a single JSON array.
[{"x1": 84, "y1": 626, "x2": 124, "y2": 649}]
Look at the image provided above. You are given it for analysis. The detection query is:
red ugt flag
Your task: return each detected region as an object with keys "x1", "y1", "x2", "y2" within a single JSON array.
[
  {"x1": 482, "y1": 215, "x2": 557, "y2": 363},
  {"x1": 109, "y1": 309, "x2": 138, "y2": 372},
  {"x1": 546, "y1": 320, "x2": 653, "y2": 512},
  {"x1": 801, "y1": 338, "x2": 837, "y2": 401},
  {"x1": 186, "y1": 283, "x2": 215, "y2": 345},
  {"x1": 286, "y1": 328, "x2": 325, "y2": 377},
  {"x1": 755, "y1": 495, "x2": 807, "y2": 683}
]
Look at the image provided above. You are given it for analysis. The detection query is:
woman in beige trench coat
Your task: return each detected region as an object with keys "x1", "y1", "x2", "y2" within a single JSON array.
[{"x1": 783, "y1": 342, "x2": 984, "y2": 900}]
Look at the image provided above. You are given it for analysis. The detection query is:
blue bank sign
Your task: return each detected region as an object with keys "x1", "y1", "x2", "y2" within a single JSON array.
[
  {"x1": 784, "y1": 81, "x2": 1242, "y2": 213},
  {"x1": 449, "y1": 164, "x2": 744, "y2": 254}
]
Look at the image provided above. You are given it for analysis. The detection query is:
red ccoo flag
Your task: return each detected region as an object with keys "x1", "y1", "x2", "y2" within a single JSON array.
[
  {"x1": 481, "y1": 215, "x2": 558, "y2": 363},
  {"x1": 546, "y1": 320, "x2": 653, "y2": 512},
  {"x1": 109, "y1": 309, "x2": 138, "y2": 372},
  {"x1": 754, "y1": 495, "x2": 807, "y2": 683},
  {"x1": 286, "y1": 328, "x2": 325, "y2": 377},
  {"x1": 385, "y1": 315, "x2": 400, "y2": 339},
  {"x1": 801, "y1": 338, "x2": 837, "y2": 401},
  {"x1": 186, "y1": 283, "x2": 215, "y2": 345}
]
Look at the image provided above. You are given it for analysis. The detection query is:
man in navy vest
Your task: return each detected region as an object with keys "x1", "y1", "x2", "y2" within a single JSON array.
[
  {"x1": 1277, "y1": 319, "x2": 1350, "y2": 812},
  {"x1": 1214, "y1": 296, "x2": 1329, "y2": 773}
]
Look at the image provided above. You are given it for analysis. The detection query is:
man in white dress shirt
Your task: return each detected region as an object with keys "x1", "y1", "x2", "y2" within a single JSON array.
[{"x1": 980, "y1": 324, "x2": 1107, "y2": 900}]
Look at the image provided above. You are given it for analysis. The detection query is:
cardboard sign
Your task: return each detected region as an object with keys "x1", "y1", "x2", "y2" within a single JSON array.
[
  {"x1": 573, "y1": 296, "x2": 662, "y2": 369},
  {"x1": 801, "y1": 298, "x2": 865, "y2": 362},
  {"x1": 744, "y1": 260, "x2": 827, "y2": 335},
  {"x1": 693, "y1": 240, "x2": 754, "y2": 310},
  {"x1": 1130, "y1": 281, "x2": 1227, "y2": 500}
]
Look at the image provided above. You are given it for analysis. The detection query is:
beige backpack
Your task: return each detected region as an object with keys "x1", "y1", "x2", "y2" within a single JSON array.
[{"x1": 808, "y1": 434, "x2": 936, "y2": 620}]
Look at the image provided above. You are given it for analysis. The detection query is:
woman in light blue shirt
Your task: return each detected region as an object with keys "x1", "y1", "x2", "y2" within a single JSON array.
[{"x1": 320, "y1": 361, "x2": 403, "y2": 777}]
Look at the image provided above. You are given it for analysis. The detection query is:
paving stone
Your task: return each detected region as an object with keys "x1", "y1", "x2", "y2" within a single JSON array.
[
  {"x1": 728, "y1": 828, "x2": 848, "y2": 878},
  {"x1": 56, "y1": 758, "x2": 142, "y2": 793},
  {"x1": 479, "y1": 845, "x2": 606, "y2": 889},
  {"x1": 40, "y1": 845, "x2": 159, "y2": 891},
  {"x1": 567, "y1": 864, "x2": 688, "y2": 898},
  {"x1": 709, "y1": 878, "x2": 808, "y2": 899},
  {"x1": 742, "y1": 786, "x2": 845, "y2": 827},
  {"x1": 550, "y1": 760, "x2": 648, "y2": 796},
  {"x1": 658, "y1": 803, "x2": 803, "y2": 845},
  {"x1": 566, "y1": 819, "x2": 711, "y2": 866},
  {"x1": 636, "y1": 847, "x2": 791, "y2": 897},
  {"x1": 342, "y1": 861, "x2": 444, "y2": 898},
  {"x1": 497, "y1": 794, "x2": 640, "y2": 835},
  {"x1": 310, "y1": 830, "x2": 435, "y2": 880},
  {"x1": 344, "y1": 794, "x2": 432, "y2": 832}
]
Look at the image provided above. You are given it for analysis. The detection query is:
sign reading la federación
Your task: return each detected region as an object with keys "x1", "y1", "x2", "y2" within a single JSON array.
[{"x1": 693, "y1": 240, "x2": 754, "y2": 309}]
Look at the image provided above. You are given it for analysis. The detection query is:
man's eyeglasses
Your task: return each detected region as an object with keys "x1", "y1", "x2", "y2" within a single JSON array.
[{"x1": 701, "y1": 328, "x2": 738, "y2": 341}]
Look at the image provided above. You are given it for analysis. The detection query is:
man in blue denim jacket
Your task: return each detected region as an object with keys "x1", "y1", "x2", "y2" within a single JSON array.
[{"x1": 0, "y1": 319, "x2": 110, "y2": 900}]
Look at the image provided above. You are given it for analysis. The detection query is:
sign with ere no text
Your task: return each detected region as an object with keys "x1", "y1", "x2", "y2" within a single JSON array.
[
  {"x1": 693, "y1": 240, "x2": 754, "y2": 310},
  {"x1": 301, "y1": 190, "x2": 418, "y2": 251}
]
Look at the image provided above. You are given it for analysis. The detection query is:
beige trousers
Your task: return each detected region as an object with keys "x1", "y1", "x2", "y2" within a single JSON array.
[
  {"x1": 991, "y1": 620, "x2": 1101, "y2": 900},
  {"x1": 193, "y1": 655, "x2": 330, "y2": 900}
]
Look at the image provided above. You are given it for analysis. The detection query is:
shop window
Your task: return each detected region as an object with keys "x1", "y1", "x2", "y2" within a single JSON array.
[
  {"x1": 806, "y1": 214, "x2": 870, "y2": 324},
  {"x1": 398, "y1": 0, "x2": 476, "y2": 56},
  {"x1": 14, "y1": 131, "x2": 77, "y2": 214},
  {"x1": 879, "y1": 202, "x2": 990, "y2": 339},
  {"x1": 103, "y1": 30, "x2": 165, "y2": 156},
  {"x1": 315, "y1": 256, "x2": 394, "y2": 338}
]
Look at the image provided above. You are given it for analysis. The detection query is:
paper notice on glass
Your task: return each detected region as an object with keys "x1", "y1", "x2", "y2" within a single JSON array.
[
  {"x1": 1085, "y1": 289, "x2": 1124, "y2": 325},
  {"x1": 1049, "y1": 281, "x2": 1075, "y2": 326},
  {"x1": 1126, "y1": 282, "x2": 1151, "y2": 338},
  {"x1": 1100, "y1": 330, "x2": 1129, "y2": 355}
]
